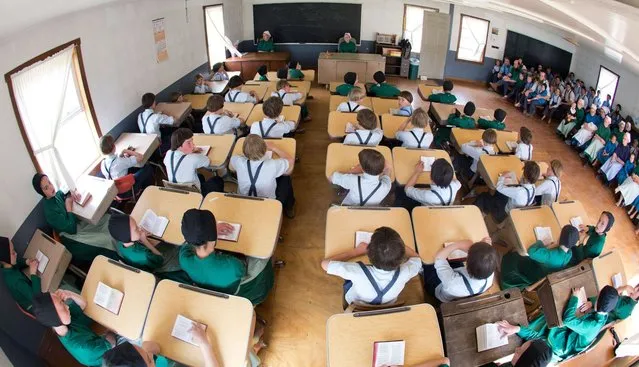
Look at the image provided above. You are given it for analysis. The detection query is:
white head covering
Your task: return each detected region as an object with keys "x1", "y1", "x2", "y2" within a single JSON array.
[
  {"x1": 263, "y1": 30, "x2": 271, "y2": 38},
  {"x1": 344, "y1": 32, "x2": 352, "y2": 40}
]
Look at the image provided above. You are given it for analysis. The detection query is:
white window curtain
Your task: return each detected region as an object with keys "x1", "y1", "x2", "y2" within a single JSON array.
[{"x1": 457, "y1": 15, "x2": 490, "y2": 63}]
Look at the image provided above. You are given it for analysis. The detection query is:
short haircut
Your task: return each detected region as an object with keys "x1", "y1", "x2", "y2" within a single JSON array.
[
  {"x1": 466, "y1": 242, "x2": 498, "y2": 279},
  {"x1": 170, "y1": 91, "x2": 182, "y2": 103},
  {"x1": 206, "y1": 94, "x2": 224, "y2": 112},
  {"x1": 494, "y1": 108, "x2": 507, "y2": 122},
  {"x1": 344, "y1": 72, "x2": 357, "y2": 85},
  {"x1": 242, "y1": 134, "x2": 267, "y2": 160},
  {"x1": 520, "y1": 126, "x2": 533, "y2": 145},
  {"x1": 356, "y1": 109, "x2": 378, "y2": 130},
  {"x1": 227, "y1": 75, "x2": 244, "y2": 89},
  {"x1": 442, "y1": 80, "x2": 454, "y2": 92},
  {"x1": 287, "y1": 60, "x2": 297, "y2": 69},
  {"x1": 100, "y1": 135, "x2": 115, "y2": 155},
  {"x1": 373, "y1": 71, "x2": 386, "y2": 84},
  {"x1": 410, "y1": 108, "x2": 427, "y2": 128},
  {"x1": 514, "y1": 339, "x2": 553, "y2": 367},
  {"x1": 277, "y1": 68, "x2": 288, "y2": 79},
  {"x1": 522, "y1": 161, "x2": 540, "y2": 184},
  {"x1": 359, "y1": 149, "x2": 385, "y2": 176},
  {"x1": 482, "y1": 129, "x2": 497, "y2": 144},
  {"x1": 262, "y1": 96, "x2": 284, "y2": 118},
  {"x1": 347, "y1": 87, "x2": 365, "y2": 102},
  {"x1": 141, "y1": 93, "x2": 156, "y2": 109},
  {"x1": 276, "y1": 80, "x2": 290, "y2": 91},
  {"x1": 399, "y1": 91, "x2": 413, "y2": 103},
  {"x1": 463, "y1": 102, "x2": 476, "y2": 116},
  {"x1": 431, "y1": 159, "x2": 454, "y2": 187},
  {"x1": 170, "y1": 128, "x2": 194, "y2": 151},
  {"x1": 102, "y1": 342, "x2": 146, "y2": 367},
  {"x1": 550, "y1": 159, "x2": 563, "y2": 178},
  {"x1": 257, "y1": 64, "x2": 267, "y2": 76},
  {"x1": 195, "y1": 73, "x2": 204, "y2": 81},
  {"x1": 367, "y1": 227, "x2": 406, "y2": 271},
  {"x1": 212, "y1": 62, "x2": 224, "y2": 72}
]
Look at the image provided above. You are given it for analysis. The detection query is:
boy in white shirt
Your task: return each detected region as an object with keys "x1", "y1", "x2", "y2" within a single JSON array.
[
  {"x1": 395, "y1": 107, "x2": 433, "y2": 149},
  {"x1": 535, "y1": 159, "x2": 563, "y2": 205},
  {"x1": 202, "y1": 94, "x2": 246, "y2": 135},
  {"x1": 163, "y1": 128, "x2": 224, "y2": 195},
  {"x1": 230, "y1": 134, "x2": 296, "y2": 218},
  {"x1": 515, "y1": 126, "x2": 534, "y2": 161},
  {"x1": 138, "y1": 93, "x2": 175, "y2": 152},
  {"x1": 321, "y1": 227, "x2": 422, "y2": 307},
  {"x1": 271, "y1": 79, "x2": 312, "y2": 121},
  {"x1": 330, "y1": 149, "x2": 392, "y2": 206},
  {"x1": 99, "y1": 135, "x2": 154, "y2": 194},
  {"x1": 460, "y1": 128, "x2": 497, "y2": 184},
  {"x1": 337, "y1": 87, "x2": 369, "y2": 113},
  {"x1": 404, "y1": 158, "x2": 461, "y2": 207},
  {"x1": 211, "y1": 62, "x2": 229, "y2": 81},
  {"x1": 343, "y1": 109, "x2": 383, "y2": 146},
  {"x1": 225, "y1": 76, "x2": 258, "y2": 103},
  {"x1": 249, "y1": 97, "x2": 298, "y2": 138},
  {"x1": 194, "y1": 74, "x2": 212, "y2": 94},
  {"x1": 392, "y1": 91, "x2": 413, "y2": 116}
]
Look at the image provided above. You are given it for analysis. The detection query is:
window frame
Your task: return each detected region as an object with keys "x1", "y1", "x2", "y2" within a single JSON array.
[
  {"x1": 455, "y1": 13, "x2": 491, "y2": 65},
  {"x1": 203, "y1": 3, "x2": 225, "y2": 71},
  {"x1": 595, "y1": 65, "x2": 620, "y2": 105},
  {"x1": 402, "y1": 4, "x2": 440, "y2": 54},
  {"x1": 4, "y1": 38, "x2": 101, "y2": 174}
]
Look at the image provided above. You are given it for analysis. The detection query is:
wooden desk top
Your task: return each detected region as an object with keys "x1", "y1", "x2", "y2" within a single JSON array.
[
  {"x1": 477, "y1": 155, "x2": 524, "y2": 190},
  {"x1": 324, "y1": 206, "x2": 416, "y2": 261},
  {"x1": 130, "y1": 186, "x2": 203, "y2": 245},
  {"x1": 208, "y1": 81, "x2": 229, "y2": 94},
  {"x1": 225, "y1": 51, "x2": 290, "y2": 62},
  {"x1": 325, "y1": 143, "x2": 394, "y2": 181},
  {"x1": 329, "y1": 82, "x2": 365, "y2": 93},
  {"x1": 191, "y1": 134, "x2": 236, "y2": 168},
  {"x1": 240, "y1": 84, "x2": 268, "y2": 102},
  {"x1": 155, "y1": 102, "x2": 193, "y2": 127},
  {"x1": 381, "y1": 114, "x2": 431, "y2": 139},
  {"x1": 327, "y1": 111, "x2": 379, "y2": 139},
  {"x1": 508, "y1": 205, "x2": 562, "y2": 254},
  {"x1": 230, "y1": 137, "x2": 296, "y2": 171},
  {"x1": 551, "y1": 200, "x2": 590, "y2": 228},
  {"x1": 247, "y1": 81, "x2": 311, "y2": 104},
  {"x1": 495, "y1": 130, "x2": 519, "y2": 154},
  {"x1": 371, "y1": 97, "x2": 399, "y2": 116},
  {"x1": 223, "y1": 102, "x2": 255, "y2": 122},
  {"x1": 592, "y1": 251, "x2": 627, "y2": 290},
  {"x1": 319, "y1": 52, "x2": 385, "y2": 62},
  {"x1": 143, "y1": 280, "x2": 254, "y2": 367},
  {"x1": 81, "y1": 256, "x2": 155, "y2": 340},
  {"x1": 72, "y1": 175, "x2": 117, "y2": 225},
  {"x1": 245, "y1": 104, "x2": 301, "y2": 126},
  {"x1": 417, "y1": 84, "x2": 441, "y2": 101},
  {"x1": 329, "y1": 95, "x2": 373, "y2": 111},
  {"x1": 392, "y1": 148, "x2": 453, "y2": 185},
  {"x1": 114, "y1": 133, "x2": 159, "y2": 167},
  {"x1": 326, "y1": 304, "x2": 444, "y2": 367},
  {"x1": 450, "y1": 128, "x2": 493, "y2": 155},
  {"x1": 183, "y1": 94, "x2": 211, "y2": 110},
  {"x1": 412, "y1": 206, "x2": 489, "y2": 264}
]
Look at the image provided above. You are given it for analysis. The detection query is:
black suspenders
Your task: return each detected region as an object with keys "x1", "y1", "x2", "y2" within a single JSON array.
[
  {"x1": 551, "y1": 179, "x2": 561, "y2": 202},
  {"x1": 227, "y1": 91, "x2": 239, "y2": 102},
  {"x1": 527, "y1": 145, "x2": 532, "y2": 160},
  {"x1": 259, "y1": 121, "x2": 277, "y2": 138},
  {"x1": 432, "y1": 186, "x2": 453, "y2": 206},
  {"x1": 170, "y1": 152, "x2": 187, "y2": 183},
  {"x1": 358, "y1": 176, "x2": 383, "y2": 206},
  {"x1": 207, "y1": 116, "x2": 222, "y2": 134},
  {"x1": 409, "y1": 131, "x2": 426, "y2": 148},
  {"x1": 522, "y1": 185, "x2": 535, "y2": 205},
  {"x1": 279, "y1": 92, "x2": 288, "y2": 101},
  {"x1": 482, "y1": 148, "x2": 492, "y2": 155},
  {"x1": 139, "y1": 112, "x2": 154, "y2": 133},
  {"x1": 356, "y1": 261, "x2": 400, "y2": 305},
  {"x1": 247, "y1": 161, "x2": 265, "y2": 197},
  {"x1": 103, "y1": 158, "x2": 116, "y2": 180},
  {"x1": 459, "y1": 272, "x2": 487, "y2": 296},
  {"x1": 355, "y1": 131, "x2": 373, "y2": 145},
  {"x1": 348, "y1": 103, "x2": 360, "y2": 112}
]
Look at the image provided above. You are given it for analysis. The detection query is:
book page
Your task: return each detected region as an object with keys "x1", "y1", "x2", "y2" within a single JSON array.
[
  {"x1": 390, "y1": 108, "x2": 400, "y2": 115},
  {"x1": 476, "y1": 323, "x2": 508, "y2": 352},
  {"x1": 141, "y1": 209, "x2": 169, "y2": 237},
  {"x1": 74, "y1": 190, "x2": 92, "y2": 207},
  {"x1": 506, "y1": 141, "x2": 518, "y2": 150},
  {"x1": 345, "y1": 122, "x2": 356, "y2": 133},
  {"x1": 264, "y1": 150, "x2": 273, "y2": 160},
  {"x1": 196, "y1": 146, "x2": 211, "y2": 156},
  {"x1": 444, "y1": 242, "x2": 467, "y2": 261},
  {"x1": 354, "y1": 231, "x2": 373, "y2": 247},
  {"x1": 35, "y1": 250, "x2": 49, "y2": 274},
  {"x1": 421, "y1": 156, "x2": 436, "y2": 171},
  {"x1": 502, "y1": 172, "x2": 518, "y2": 186},
  {"x1": 93, "y1": 282, "x2": 124, "y2": 315},
  {"x1": 612, "y1": 273, "x2": 623, "y2": 288},
  {"x1": 171, "y1": 314, "x2": 207, "y2": 346},
  {"x1": 217, "y1": 222, "x2": 241, "y2": 242},
  {"x1": 570, "y1": 216, "x2": 583, "y2": 229},
  {"x1": 373, "y1": 340, "x2": 405, "y2": 367},
  {"x1": 575, "y1": 287, "x2": 587, "y2": 309},
  {"x1": 534, "y1": 226, "x2": 553, "y2": 245}
]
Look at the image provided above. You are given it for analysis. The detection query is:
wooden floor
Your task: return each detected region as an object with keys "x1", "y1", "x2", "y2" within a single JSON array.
[{"x1": 254, "y1": 78, "x2": 639, "y2": 367}]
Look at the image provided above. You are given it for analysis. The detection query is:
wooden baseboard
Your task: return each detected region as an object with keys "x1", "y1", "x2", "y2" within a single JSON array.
[{"x1": 445, "y1": 77, "x2": 487, "y2": 87}]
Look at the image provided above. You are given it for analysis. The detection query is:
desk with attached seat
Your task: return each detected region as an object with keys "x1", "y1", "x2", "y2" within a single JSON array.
[
  {"x1": 72, "y1": 175, "x2": 117, "y2": 225},
  {"x1": 392, "y1": 148, "x2": 452, "y2": 185},
  {"x1": 155, "y1": 102, "x2": 193, "y2": 127},
  {"x1": 329, "y1": 95, "x2": 373, "y2": 112},
  {"x1": 230, "y1": 137, "x2": 296, "y2": 171},
  {"x1": 239, "y1": 84, "x2": 269, "y2": 102},
  {"x1": 325, "y1": 143, "x2": 394, "y2": 181},
  {"x1": 327, "y1": 111, "x2": 379, "y2": 139},
  {"x1": 223, "y1": 102, "x2": 255, "y2": 122},
  {"x1": 380, "y1": 114, "x2": 431, "y2": 139},
  {"x1": 507, "y1": 205, "x2": 562, "y2": 255},
  {"x1": 591, "y1": 251, "x2": 627, "y2": 290},
  {"x1": 245, "y1": 104, "x2": 301, "y2": 126},
  {"x1": 371, "y1": 97, "x2": 399, "y2": 116},
  {"x1": 114, "y1": 133, "x2": 159, "y2": 168},
  {"x1": 191, "y1": 134, "x2": 236, "y2": 168},
  {"x1": 182, "y1": 94, "x2": 211, "y2": 110},
  {"x1": 477, "y1": 155, "x2": 524, "y2": 190},
  {"x1": 551, "y1": 200, "x2": 590, "y2": 228}
]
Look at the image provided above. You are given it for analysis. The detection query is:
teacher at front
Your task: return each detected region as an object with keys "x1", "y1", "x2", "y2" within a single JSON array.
[
  {"x1": 338, "y1": 32, "x2": 357, "y2": 53},
  {"x1": 257, "y1": 30, "x2": 274, "y2": 52}
]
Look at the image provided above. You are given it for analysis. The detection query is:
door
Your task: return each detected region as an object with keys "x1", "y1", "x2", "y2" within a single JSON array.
[{"x1": 419, "y1": 12, "x2": 450, "y2": 79}]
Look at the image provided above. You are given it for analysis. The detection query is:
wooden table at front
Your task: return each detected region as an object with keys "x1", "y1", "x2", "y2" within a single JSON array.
[
  {"x1": 130, "y1": 186, "x2": 203, "y2": 245},
  {"x1": 327, "y1": 111, "x2": 379, "y2": 139},
  {"x1": 81, "y1": 256, "x2": 156, "y2": 340},
  {"x1": 143, "y1": 280, "x2": 254, "y2": 367},
  {"x1": 114, "y1": 133, "x2": 159, "y2": 167},
  {"x1": 324, "y1": 206, "x2": 416, "y2": 263},
  {"x1": 591, "y1": 251, "x2": 627, "y2": 290},
  {"x1": 155, "y1": 102, "x2": 193, "y2": 127},
  {"x1": 412, "y1": 205, "x2": 489, "y2": 264},
  {"x1": 551, "y1": 200, "x2": 590, "y2": 228},
  {"x1": 200, "y1": 193, "x2": 282, "y2": 259},
  {"x1": 318, "y1": 52, "x2": 386, "y2": 84},
  {"x1": 326, "y1": 304, "x2": 444, "y2": 367},
  {"x1": 371, "y1": 97, "x2": 399, "y2": 116},
  {"x1": 477, "y1": 155, "x2": 524, "y2": 190},
  {"x1": 392, "y1": 148, "x2": 453, "y2": 185},
  {"x1": 191, "y1": 134, "x2": 236, "y2": 168},
  {"x1": 441, "y1": 289, "x2": 528, "y2": 367},
  {"x1": 72, "y1": 175, "x2": 117, "y2": 225},
  {"x1": 325, "y1": 143, "x2": 394, "y2": 181},
  {"x1": 245, "y1": 104, "x2": 301, "y2": 126},
  {"x1": 230, "y1": 137, "x2": 297, "y2": 171},
  {"x1": 223, "y1": 102, "x2": 255, "y2": 122},
  {"x1": 508, "y1": 205, "x2": 562, "y2": 255},
  {"x1": 224, "y1": 51, "x2": 289, "y2": 80},
  {"x1": 328, "y1": 95, "x2": 373, "y2": 112}
]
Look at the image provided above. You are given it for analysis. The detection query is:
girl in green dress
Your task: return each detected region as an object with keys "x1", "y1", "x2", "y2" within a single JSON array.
[
  {"x1": 257, "y1": 30, "x2": 274, "y2": 52},
  {"x1": 338, "y1": 32, "x2": 357, "y2": 53},
  {"x1": 570, "y1": 211, "x2": 614, "y2": 266},
  {"x1": 0, "y1": 236, "x2": 41, "y2": 312}
]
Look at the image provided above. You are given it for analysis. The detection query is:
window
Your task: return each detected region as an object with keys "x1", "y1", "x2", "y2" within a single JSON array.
[
  {"x1": 204, "y1": 5, "x2": 226, "y2": 70},
  {"x1": 403, "y1": 5, "x2": 438, "y2": 53},
  {"x1": 5, "y1": 39, "x2": 101, "y2": 190},
  {"x1": 596, "y1": 66, "x2": 620, "y2": 104},
  {"x1": 456, "y1": 14, "x2": 490, "y2": 63}
]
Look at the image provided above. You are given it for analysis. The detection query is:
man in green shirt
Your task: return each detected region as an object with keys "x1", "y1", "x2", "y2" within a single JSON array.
[
  {"x1": 428, "y1": 80, "x2": 457, "y2": 104},
  {"x1": 0, "y1": 236, "x2": 42, "y2": 312},
  {"x1": 33, "y1": 290, "x2": 114, "y2": 366},
  {"x1": 478, "y1": 108, "x2": 507, "y2": 130},
  {"x1": 369, "y1": 71, "x2": 400, "y2": 97},
  {"x1": 570, "y1": 211, "x2": 614, "y2": 266},
  {"x1": 335, "y1": 72, "x2": 357, "y2": 96},
  {"x1": 257, "y1": 31, "x2": 274, "y2": 52},
  {"x1": 287, "y1": 61, "x2": 304, "y2": 79},
  {"x1": 433, "y1": 102, "x2": 476, "y2": 147},
  {"x1": 338, "y1": 32, "x2": 357, "y2": 53}
]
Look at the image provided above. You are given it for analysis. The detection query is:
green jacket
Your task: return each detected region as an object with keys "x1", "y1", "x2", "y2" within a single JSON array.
[
  {"x1": 613, "y1": 128, "x2": 626, "y2": 143},
  {"x1": 608, "y1": 296, "x2": 637, "y2": 322},
  {"x1": 429, "y1": 92, "x2": 457, "y2": 104},
  {"x1": 528, "y1": 241, "x2": 573, "y2": 271},
  {"x1": 335, "y1": 83, "x2": 355, "y2": 96},
  {"x1": 117, "y1": 241, "x2": 163, "y2": 271},
  {"x1": 44, "y1": 191, "x2": 77, "y2": 235},
  {"x1": 258, "y1": 75, "x2": 268, "y2": 81},
  {"x1": 477, "y1": 118, "x2": 506, "y2": 130},
  {"x1": 500, "y1": 251, "x2": 547, "y2": 290},
  {"x1": 370, "y1": 82, "x2": 400, "y2": 98},
  {"x1": 2, "y1": 259, "x2": 41, "y2": 312},
  {"x1": 595, "y1": 125, "x2": 611, "y2": 141},
  {"x1": 570, "y1": 226, "x2": 606, "y2": 266},
  {"x1": 338, "y1": 41, "x2": 357, "y2": 53},
  {"x1": 288, "y1": 68, "x2": 304, "y2": 79},
  {"x1": 448, "y1": 114, "x2": 476, "y2": 129},
  {"x1": 58, "y1": 302, "x2": 112, "y2": 366},
  {"x1": 257, "y1": 39, "x2": 274, "y2": 52},
  {"x1": 178, "y1": 244, "x2": 245, "y2": 295},
  {"x1": 575, "y1": 108, "x2": 586, "y2": 127}
]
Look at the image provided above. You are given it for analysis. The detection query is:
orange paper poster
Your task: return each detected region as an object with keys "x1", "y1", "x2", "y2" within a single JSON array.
[{"x1": 153, "y1": 18, "x2": 168, "y2": 63}]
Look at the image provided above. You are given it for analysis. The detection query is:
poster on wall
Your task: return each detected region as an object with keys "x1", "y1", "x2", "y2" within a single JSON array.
[{"x1": 153, "y1": 18, "x2": 168, "y2": 63}]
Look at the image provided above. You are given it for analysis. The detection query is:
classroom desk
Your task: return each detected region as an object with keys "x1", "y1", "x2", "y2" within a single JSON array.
[
  {"x1": 495, "y1": 130, "x2": 520, "y2": 154},
  {"x1": 412, "y1": 205, "x2": 489, "y2": 264},
  {"x1": 417, "y1": 84, "x2": 442, "y2": 101},
  {"x1": 381, "y1": 114, "x2": 431, "y2": 139},
  {"x1": 182, "y1": 94, "x2": 211, "y2": 110},
  {"x1": 551, "y1": 200, "x2": 590, "y2": 228},
  {"x1": 450, "y1": 128, "x2": 489, "y2": 154},
  {"x1": 114, "y1": 133, "x2": 159, "y2": 167},
  {"x1": 191, "y1": 134, "x2": 236, "y2": 168},
  {"x1": 326, "y1": 304, "x2": 444, "y2": 367},
  {"x1": 324, "y1": 207, "x2": 415, "y2": 262},
  {"x1": 130, "y1": 186, "x2": 203, "y2": 245},
  {"x1": 223, "y1": 102, "x2": 255, "y2": 122},
  {"x1": 508, "y1": 205, "x2": 562, "y2": 255},
  {"x1": 245, "y1": 104, "x2": 301, "y2": 126},
  {"x1": 318, "y1": 52, "x2": 385, "y2": 84},
  {"x1": 72, "y1": 175, "x2": 117, "y2": 225},
  {"x1": 326, "y1": 111, "x2": 379, "y2": 139},
  {"x1": 477, "y1": 155, "x2": 524, "y2": 190},
  {"x1": 328, "y1": 95, "x2": 373, "y2": 112},
  {"x1": 155, "y1": 102, "x2": 193, "y2": 127},
  {"x1": 143, "y1": 280, "x2": 254, "y2": 367},
  {"x1": 81, "y1": 256, "x2": 155, "y2": 340},
  {"x1": 246, "y1": 80, "x2": 311, "y2": 103},
  {"x1": 371, "y1": 97, "x2": 399, "y2": 116},
  {"x1": 325, "y1": 143, "x2": 394, "y2": 181},
  {"x1": 392, "y1": 148, "x2": 453, "y2": 185},
  {"x1": 224, "y1": 51, "x2": 290, "y2": 80},
  {"x1": 256, "y1": 70, "x2": 315, "y2": 82},
  {"x1": 429, "y1": 103, "x2": 494, "y2": 126},
  {"x1": 328, "y1": 81, "x2": 365, "y2": 93},
  {"x1": 441, "y1": 289, "x2": 528, "y2": 367},
  {"x1": 240, "y1": 84, "x2": 268, "y2": 102},
  {"x1": 200, "y1": 193, "x2": 282, "y2": 259},
  {"x1": 208, "y1": 81, "x2": 229, "y2": 94},
  {"x1": 229, "y1": 137, "x2": 297, "y2": 171},
  {"x1": 591, "y1": 251, "x2": 627, "y2": 290}
]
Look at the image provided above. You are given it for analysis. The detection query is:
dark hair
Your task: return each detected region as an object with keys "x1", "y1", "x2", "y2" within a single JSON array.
[
  {"x1": 514, "y1": 339, "x2": 552, "y2": 367},
  {"x1": 344, "y1": 72, "x2": 357, "y2": 85},
  {"x1": 520, "y1": 126, "x2": 533, "y2": 145},
  {"x1": 522, "y1": 161, "x2": 540, "y2": 184},
  {"x1": 359, "y1": 149, "x2": 385, "y2": 176},
  {"x1": 399, "y1": 91, "x2": 413, "y2": 103},
  {"x1": 257, "y1": 64, "x2": 267, "y2": 76},
  {"x1": 212, "y1": 62, "x2": 224, "y2": 73},
  {"x1": 170, "y1": 128, "x2": 194, "y2": 151},
  {"x1": 494, "y1": 108, "x2": 506, "y2": 122},
  {"x1": 100, "y1": 135, "x2": 115, "y2": 155},
  {"x1": 367, "y1": 227, "x2": 406, "y2": 271},
  {"x1": 287, "y1": 61, "x2": 297, "y2": 69},
  {"x1": 482, "y1": 129, "x2": 497, "y2": 144},
  {"x1": 227, "y1": 75, "x2": 244, "y2": 89},
  {"x1": 170, "y1": 91, "x2": 182, "y2": 103},
  {"x1": 356, "y1": 109, "x2": 378, "y2": 130},
  {"x1": 463, "y1": 102, "x2": 476, "y2": 116},
  {"x1": 141, "y1": 93, "x2": 156, "y2": 109},
  {"x1": 431, "y1": 159, "x2": 454, "y2": 187},
  {"x1": 596, "y1": 285, "x2": 619, "y2": 313},
  {"x1": 277, "y1": 68, "x2": 288, "y2": 79},
  {"x1": 206, "y1": 94, "x2": 224, "y2": 112},
  {"x1": 262, "y1": 96, "x2": 284, "y2": 118},
  {"x1": 466, "y1": 242, "x2": 498, "y2": 279},
  {"x1": 102, "y1": 342, "x2": 146, "y2": 367},
  {"x1": 373, "y1": 71, "x2": 386, "y2": 84},
  {"x1": 558, "y1": 225, "x2": 579, "y2": 249},
  {"x1": 442, "y1": 80, "x2": 454, "y2": 92}
]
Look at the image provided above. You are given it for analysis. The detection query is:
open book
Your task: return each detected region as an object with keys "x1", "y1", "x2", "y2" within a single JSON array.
[
  {"x1": 575, "y1": 286, "x2": 587, "y2": 308},
  {"x1": 93, "y1": 282, "x2": 124, "y2": 315},
  {"x1": 444, "y1": 242, "x2": 467, "y2": 261},
  {"x1": 534, "y1": 226, "x2": 553, "y2": 245},
  {"x1": 171, "y1": 314, "x2": 207, "y2": 346},
  {"x1": 74, "y1": 190, "x2": 92, "y2": 207},
  {"x1": 476, "y1": 323, "x2": 508, "y2": 352},
  {"x1": 345, "y1": 122, "x2": 356, "y2": 133},
  {"x1": 501, "y1": 172, "x2": 518, "y2": 186},
  {"x1": 373, "y1": 340, "x2": 405, "y2": 367},
  {"x1": 506, "y1": 141, "x2": 518, "y2": 151},
  {"x1": 389, "y1": 108, "x2": 401, "y2": 115},
  {"x1": 140, "y1": 209, "x2": 169, "y2": 237},
  {"x1": 217, "y1": 222, "x2": 241, "y2": 242},
  {"x1": 35, "y1": 250, "x2": 49, "y2": 274},
  {"x1": 421, "y1": 156, "x2": 436, "y2": 171},
  {"x1": 355, "y1": 231, "x2": 373, "y2": 247},
  {"x1": 570, "y1": 216, "x2": 583, "y2": 229},
  {"x1": 612, "y1": 273, "x2": 624, "y2": 288},
  {"x1": 264, "y1": 150, "x2": 274, "y2": 160},
  {"x1": 196, "y1": 145, "x2": 211, "y2": 156}
]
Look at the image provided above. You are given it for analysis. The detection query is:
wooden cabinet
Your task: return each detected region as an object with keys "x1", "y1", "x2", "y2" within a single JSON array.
[
  {"x1": 224, "y1": 52, "x2": 290, "y2": 80},
  {"x1": 317, "y1": 53, "x2": 385, "y2": 84},
  {"x1": 375, "y1": 43, "x2": 409, "y2": 78}
]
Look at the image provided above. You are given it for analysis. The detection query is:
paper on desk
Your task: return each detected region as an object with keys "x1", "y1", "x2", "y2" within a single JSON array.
[
  {"x1": 570, "y1": 216, "x2": 583, "y2": 229},
  {"x1": 196, "y1": 146, "x2": 211, "y2": 156},
  {"x1": 35, "y1": 250, "x2": 49, "y2": 274},
  {"x1": 373, "y1": 340, "x2": 405, "y2": 367},
  {"x1": 172, "y1": 314, "x2": 207, "y2": 346},
  {"x1": 502, "y1": 171, "x2": 518, "y2": 186},
  {"x1": 421, "y1": 156, "x2": 436, "y2": 171},
  {"x1": 476, "y1": 323, "x2": 508, "y2": 352},
  {"x1": 355, "y1": 231, "x2": 373, "y2": 247},
  {"x1": 534, "y1": 227, "x2": 553, "y2": 245},
  {"x1": 575, "y1": 287, "x2": 587, "y2": 309},
  {"x1": 264, "y1": 151, "x2": 273, "y2": 160},
  {"x1": 444, "y1": 242, "x2": 467, "y2": 261},
  {"x1": 612, "y1": 273, "x2": 624, "y2": 288},
  {"x1": 345, "y1": 122, "x2": 356, "y2": 133},
  {"x1": 93, "y1": 282, "x2": 124, "y2": 315},
  {"x1": 74, "y1": 190, "x2": 92, "y2": 207},
  {"x1": 217, "y1": 222, "x2": 241, "y2": 242},
  {"x1": 506, "y1": 141, "x2": 518, "y2": 151},
  {"x1": 140, "y1": 209, "x2": 169, "y2": 238}
]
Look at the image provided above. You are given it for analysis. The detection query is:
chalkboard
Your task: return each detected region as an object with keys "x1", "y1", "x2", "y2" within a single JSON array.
[
  {"x1": 504, "y1": 31, "x2": 573, "y2": 77},
  {"x1": 253, "y1": 3, "x2": 362, "y2": 44}
]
